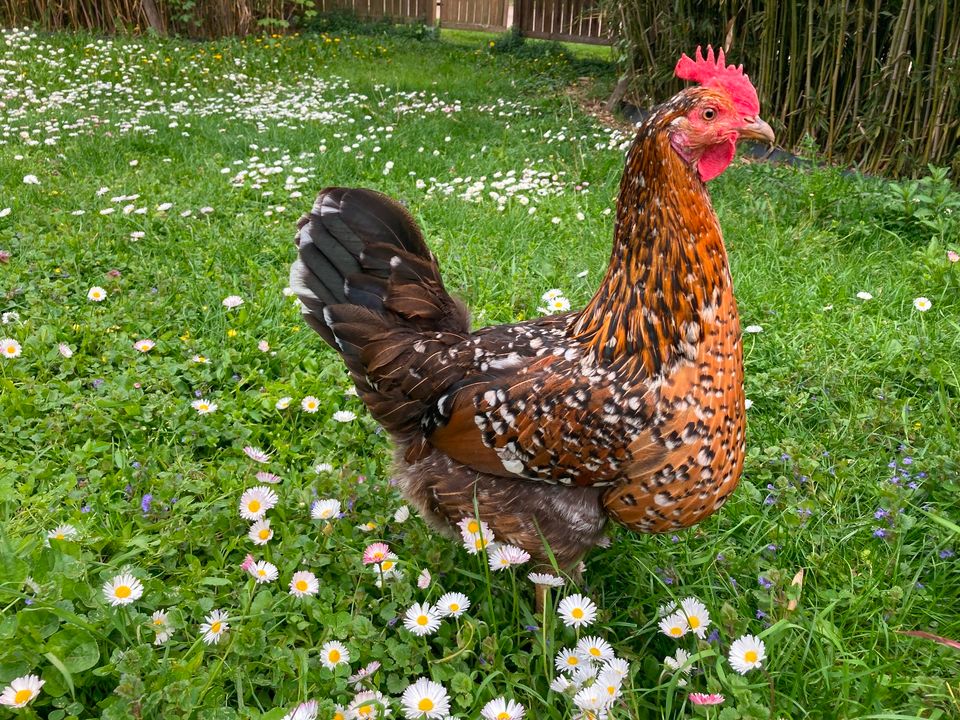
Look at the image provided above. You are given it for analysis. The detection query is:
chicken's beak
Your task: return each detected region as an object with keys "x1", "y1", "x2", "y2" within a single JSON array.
[{"x1": 738, "y1": 116, "x2": 775, "y2": 145}]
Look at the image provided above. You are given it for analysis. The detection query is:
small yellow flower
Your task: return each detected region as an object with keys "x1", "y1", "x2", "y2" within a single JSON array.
[{"x1": 227, "y1": 329, "x2": 237, "y2": 337}]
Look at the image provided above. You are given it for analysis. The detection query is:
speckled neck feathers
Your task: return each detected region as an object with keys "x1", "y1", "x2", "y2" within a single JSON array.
[{"x1": 573, "y1": 110, "x2": 730, "y2": 377}]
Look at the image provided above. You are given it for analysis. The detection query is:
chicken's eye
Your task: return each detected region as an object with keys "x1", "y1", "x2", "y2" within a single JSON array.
[{"x1": 703, "y1": 107, "x2": 717, "y2": 121}]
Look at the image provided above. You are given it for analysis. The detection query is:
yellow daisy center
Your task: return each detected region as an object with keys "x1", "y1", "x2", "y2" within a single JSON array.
[
  {"x1": 381, "y1": 561, "x2": 394, "y2": 571},
  {"x1": 467, "y1": 520, "x2": 480, "y2": 533},
  {"x1": 689, "y1": 616, "x2": 700, "y2": 628},
  {"x1": 257, "y1": 569, "x2": 266, "y2": 576},
  {"x1": 572, "y1": 608, "x2": 584, "y2": 619},
  {"x1": 153, "y1": 617, "x2": 164, "y2": 626},
  {"x1": 258, "y1": 529, "x2": 270, "y2": 540},
  {"x1": 566, "y1": 656, "x2": 578, "y2": 666},
  {"x1": 210, "y1": 621, "x2": 222, "y2": 633},
  {"x1": 334, "y1": 713, "x2": 345, "y2": 720},
  {"x1": 115, "y1": 585, "x2": 131, "y2": 598},
  {"x1": 5, "y1": 345, "x2": 15, "y2": 354},
  {"x1": 744, "y1": 650, "x2": 758, "y2": 663},
  {"x1": 358, "y1": 706, "x2": 372, "y2": 717},
  {"x1": 589, "y1": 647, "x2": 601, "y2": 656},
  {"x1": 14, "y1": 689, "x2": 33, "y2": 703},
  {"x1": 248, "y1": 499, "x2": 261, "y2": 512},
  {"x1": 418, "y1": 698, "x2": 434, "y2": 711},
  {"x1": 55, "y1": 533, "x2": 64, "y2": 539},
  {"x1": 321, "y1": 509, "x2": 332, "y2": 518},
  {"x1": 328, "y1": 649, "x2": 341, "y2": 663},
  {"x1": 497, "y1": 714, "x2": 510, "y2": 720},
  {"x1": 296, "y1": 580, "x2": 308, "y2": 591},
  {"x1": 670, "y1": 626, "x2": 683, "y2": 636},
  {"x1": 449, "y1": 603, "x2": 459, "y2": 612},
  {"x1": 417, "y1": 615, "x2": 428, "y2": 626}
]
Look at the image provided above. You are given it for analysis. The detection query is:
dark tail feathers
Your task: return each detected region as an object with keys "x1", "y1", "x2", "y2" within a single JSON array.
[{"x1": 290, "y1": 187, "x2": 470, "y2": 437}]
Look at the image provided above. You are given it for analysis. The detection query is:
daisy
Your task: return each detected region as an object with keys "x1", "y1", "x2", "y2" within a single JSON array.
[
  {"x1": 222, "y1": 295, "x2": 244, "y2": 309},
  {"x1": 289, "y1": 570, "x2": 319, "y2": 597},
  {"x1": 948, "y1": 250, "x2": 959, "y2": 263},
  {"x1": 856, "y1": 291, "x2": 873, "y2": 301},
  {"x1": 311, "y1": 498, "x2": 341, "y2": 520},
  {"x1": 191, "y1": 354, "x2": 210, "y2": 363},
  {"x1": 255, "y1": 471, "x2": 281, "y2": 484},
  {"x1": 394, "y1": 505, "x2": 411, "y2": 523},
  {"x1": 333, "y1": 409, "x2": 357, "y2": 422},
  {"x1": 488, "y1": 544, "x2": 531, "y2": 570},
  {"x1": 1, "y1": 311, "x2": 19, "y2": 324},
  {"x1": 0, "y1": 674, "x2": 44, "y2": 707},
  {"x1": 604, "y1": 657, "x2": 629, "y2": 679},
  {"x1": 458, "y1": 516, "x2": 492, "y2": 541},
  {"x1": 541, "y1": 288, "x2": 565, "y2": 302},
  {"x1": 257, "y1": 340, "x2": 270, "y2": 352},
  {"x1": 596, "y1": 668, "x2": 623, "y2": 703},
  {"x1": 348, "y1": 660, "x2": 382, "y2": 688},
  {"x1": 242, "y1": 446, "x2": 270, "y2": 463},
  {"x1": 401, "y1": 677, "x2": 450, "y2": 719},
  {"x1": 528, "y1": 572, "x2": 565, "y2": 587},
  {"x1": 249, "y1": 560, "x2": 279, "y2": 583},
  {"x1": 238, "y1": 486, "x2": 278, "y2": 520},
  {"x1": 558, "y1": 594, "x2": 598, "y2": 629},
  {"x1": 436, "y1": 592, "x2": 470, "y2": 617},
  {"x1": 276, "y1": 396, "x2": 291, "y2": 409},
  {"x1": 576, "y1": 635, "x2": 614, "y2": 663},
  {"x1": 1, "y1": 338, "x2": 22, "y2": 358},
  {"x1": 679, "y1": 596, "x2": 711, "y2": 638},
  {"x1": 549, "y1": 675, "x2": 574, "y2": 693},
  {"x1": 46, "y1": 524, "x2": 78, "y2": 542},
  {"x1": 58, "y1": 343, "x2": 73, "y2": 358},
  {"x1": 348, "y1": 690, "x2": 391, "y2": 718},
  {"x1": 403, "y1": 602, "x2": 441, "y2": 636},
  {"x1": 248, "y1": 518, "x2": 273, "y2": 545},
  {"x1": 728, "y1": 634, "x2": 766, "y2": 674},
  {"x1": 572, "y1": 685, "x2": 606, "y2": 713},
  {"x1": 240, "y1": 554, "x2": 256, "y2": 572},
  {"x1": 744, "y1": 324, "x2": 763, "y2": 333},
  {"x1": 301, "y1": 395, "x2": 320, "y2": 413},
  {"x1": 192, "y1": 398, "x2": 217, "y2": 414},
  {"x1": 913, "y1": 296, "x2": 932, "y2": 312},
  {"x1": 417, "y1": 569, "x2": 431, "y2": 589},
  {"x1": 363, "y1": 542, "x2": 391, "y2": 565},
  {"x1": 664, "y1": 647, "x2": 693, "y2": 674},
  {"x1": 320, "y1": 640, "x2": 350, "y2": 669},
  {"x1": 555, "y1": 648, "x2": 584, "y2": 673},
  {"x1": 22, "y1": 174, "x2": 40, "y2": 185},
  {"x1": 87, "y1": 286, "x2": 107, "y2": 302},
  {"x1": 133, "y1": 339, "x2": 155, "y2": 352},
  {"x1": 150, "y1": 609, "x2": 172, "y2": 644},
  {"x1": 481, "y1": 697, "x2": 525, "y2": 720},
  {"x1": 377, "y1": 553, "x2": 400, "y2": 577},
  {"x1": 315, "y1": 462, "x2": 334, "y2": 473},
  {"x1": 332, "y1": 706, "x2": 348, "y2": 720},
  {"x1": 659, "y1": 611, "x2": 689, "y2": 638},
  {"x1": 200, "y1": 609, "x2": 229, "y2": 644},
  {"x1": 102, "y1": 572, "x2": 144, "y2": 606},
  {"x1": 689, "y1": 692, "x2": 725, "y2": 705},
  {"x1": 282, "y1": 700, "x2": 319, "y2": 720},
  {"x1": 0, "y1": 208, "x2": 9, "y2": 218}
]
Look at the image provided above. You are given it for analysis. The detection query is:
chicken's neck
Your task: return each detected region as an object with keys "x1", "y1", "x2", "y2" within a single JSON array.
[{"x1": 573, "y1": 126, "x2": 731, "y2": 377}]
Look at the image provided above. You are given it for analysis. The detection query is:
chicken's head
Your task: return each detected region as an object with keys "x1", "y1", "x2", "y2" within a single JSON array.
[{"x1": 667, "y1": 46, "x2": 775, "y2": 182}]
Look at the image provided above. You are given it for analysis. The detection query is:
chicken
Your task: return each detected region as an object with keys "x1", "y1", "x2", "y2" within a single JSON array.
[{"x1": 289, "y1": 47, "x2": 774, "y2": 572}]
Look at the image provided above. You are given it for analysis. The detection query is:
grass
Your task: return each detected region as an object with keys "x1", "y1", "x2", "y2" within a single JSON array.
[{"x1": 0, "y1": 25, "x2": 959, "y2": 719}]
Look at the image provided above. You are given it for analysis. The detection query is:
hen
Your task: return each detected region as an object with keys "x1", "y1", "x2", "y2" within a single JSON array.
[{"x1": 290, "y1": 47, "x2": 774, "y2": 572}]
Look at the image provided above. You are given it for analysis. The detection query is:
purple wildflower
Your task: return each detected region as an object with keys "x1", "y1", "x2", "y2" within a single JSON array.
[
  {"x1": 939, "y1": 549, "x2": 955, "y2": 559},
  {"x1": 141, "y1": 494, "x2": 153, "y2": 514},
  {"x1": 873, "y1": 528, "x2": 888, "y2": 538},
  {"x1": 758, "y1": 576, "x2": 773, "y2": 589}
]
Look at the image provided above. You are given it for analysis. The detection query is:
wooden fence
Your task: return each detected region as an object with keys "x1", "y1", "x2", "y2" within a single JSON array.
[{"x1": 517, "y1": 0, "x2": 608, "y2": 45}]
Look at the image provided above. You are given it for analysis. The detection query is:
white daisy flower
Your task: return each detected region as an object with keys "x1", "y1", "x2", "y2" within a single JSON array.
[
  {"x1": 192, "y1": 398, "x2": 217, "y2": 414},
  {"x1": 46, "y1": 524, "x2": 78, "y2": 542},
  {"x1": 417, "y1": 569, "x2": 431, "y2": 589},
  {"x1": 87, "y1": 286, "x2": 107, "y2": 302},
  {"x1": 576, "y1": 635, "x2": 614, "y2": 663},
  {"x1": 102, "y1": 572, "x2": 144, "y2": 606},
  {"x1": 664, "y1": 647, "x2": 693, "y2": 674},
  {"x1": 572, "y1": 685, "x2": 607, "y2": 712},
  {"x1": 913, "y1": 296, "x2": 932, "y2": 312},
  {"x1": 333, "y1": 409, "x2": 357, "y2": 422},
  {"x1": 248, "y1": 518, "x2": 273, "y2": 545},
  {"x1": 320, "y1": 640, "x2": 350, "y2": 669},
  {"x1": 191, "y1": 354, "x2": 210, "y2": 364},
  {"x1": 394, "y1": 505, "x2": 411, "y2": 523},
  {"x1": 249, "y1": 560, "x2": 278, "y2": 583},
  {"x1": 596, "y1": 668, "x2": 623, "y2": 703},
  {"x1": 281, "y1": 700, "x2": 318, "y2": 720},
  {"x1": 604, "y1": 657, "x2": 629, "y2": 678},
  {"x1": 200, "y1": 609, "x2": 229, "y2": 644},
  {"x1": 301, "y1": 395, "x2": 320, "y2": 413},
  {"x1": 58, "y1": 343, "x2": 73, "y2": 358},
  {"x1": 488, "y1": 544, "x2": 531, "y2": 571},
  {"x1": 257, "y1": 340, "x2": 270, "y2": 352},
  {"x1": 436, "y1": 592, "x2": 470, "y2": 617},
  {"x1": 311, "y1": 498, "x2": 340, "y2": 520},
  {"x1": 255, "y1": 471, "x2": 281, "y2": 484},
  {"x1": 222, "y1": 295, "x2": 244, "y2": 308},
  {"x1": 22, "y1": 174, "x2": 40, "y2": 185},
  {"x1": 856, "y1": 291, "x2": 873, "y2": 301},
  {"x1": 0, "y1": 674, "x2": 44, "y2": 707},
  {"x1": 348, "y1": 690, "x2": 391, "y2": 718},
  {"x1": 528, "y1": 572, "x2": 564, "y2": 587},
  {"x1": 557, "y1": 594, "x2": 598, "y2": 629},
  {"x1": 1, "y1": 311, "x2": 19, "y2": 324},
  {"x1": 744, "y1": 324, "x2": 763, "y2": 333},
  {"x1": 728, "y1": 634, "x2": 766, "y2": 674},
  {"x1": 275, "y1": 396, "x2": 292, "y2": 409},
  {"x1": 238, "y1": 486, "x2": 278, "y2": 520},
  {"x1": 242, "y1": 446, "x2": 270, "y2": 463},
  {"x1": 133, "y1": 339, "x2": 155, "y2": 352},
  {"x1": 679, "y1": 596, "x2": 711, "y2": 638},
  {"x1": 659, "y1": 611, "x2": 689, "y2": 638},
  {"x1": 289, "y1": 570, "x2": 319, "y2": 597},
  {"x1": 0, "y1": 208, "x2": 10, "y2": 218},
  {"x1": 541, "y1": 288, "x2": 565, "y2": 302},
  {"x1": 401, "y1": 677, "x2": 450, "y2": 719},
  {"x1": 481, "y1": 697, "x2": 525, "y2": 720},
  {"x1": 549, "y1": 675, "x2": 573, "y2": 693},
  {"x1": 403, "y1": 602, "x2": 441, "y2": 636},
  {"x1": 556, "y1": 647, "x2": 584, "y2": 674},
  {"x1": 150, "y1": 609, "x2": 172, "y2": 644},
  {"x1": 315, "y1": 462, "x2": 334, "y2": 473}
]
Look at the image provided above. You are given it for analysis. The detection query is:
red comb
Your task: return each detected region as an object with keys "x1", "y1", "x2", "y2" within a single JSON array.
[{"x1": 675, "y1": 45, "x2": 760, "y2": 116}]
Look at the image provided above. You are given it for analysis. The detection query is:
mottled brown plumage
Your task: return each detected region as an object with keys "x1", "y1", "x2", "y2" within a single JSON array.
[{"x1": 290, "y1": 48, "x2": 774, "y2": 572}]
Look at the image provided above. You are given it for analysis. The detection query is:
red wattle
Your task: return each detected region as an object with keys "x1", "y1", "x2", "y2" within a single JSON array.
[{"x1": 697, "y1": 139, "x2": 736, "y2": 182}]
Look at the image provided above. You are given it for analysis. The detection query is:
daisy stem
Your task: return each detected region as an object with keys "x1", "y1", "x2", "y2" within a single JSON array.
[
  {"x1": 541, "y1": 587, "x2": 551, "y2": 683},
  {"x1": 510, "y1": 569, "x2": 518, "y2": 630},
  {"x1": 479, "y1": 548, "x2": 500, "y2": 646}
]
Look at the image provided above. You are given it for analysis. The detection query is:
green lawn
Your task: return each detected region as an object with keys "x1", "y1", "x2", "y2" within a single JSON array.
[{"x1": 0, "y1": 27, "x2": 958, "y2": 719}]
